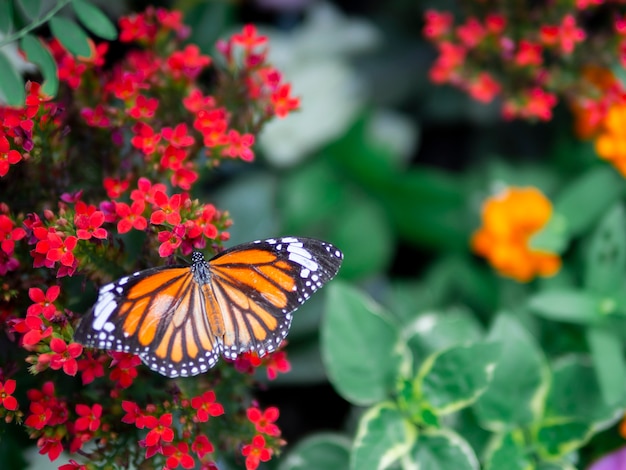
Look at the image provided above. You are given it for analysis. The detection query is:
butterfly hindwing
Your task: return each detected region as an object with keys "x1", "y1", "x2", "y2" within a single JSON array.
[
  {"x1": 74, "y1": 236, "x2": 343, "y2": 378},
  {"x1": 208, "y1": 237, "x2": 344, "y2": 358}
]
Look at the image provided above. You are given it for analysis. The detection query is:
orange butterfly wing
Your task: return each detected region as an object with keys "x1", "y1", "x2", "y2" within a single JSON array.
[{"x1": 74, "y1": 237, "x2": 343, "y2": 378}]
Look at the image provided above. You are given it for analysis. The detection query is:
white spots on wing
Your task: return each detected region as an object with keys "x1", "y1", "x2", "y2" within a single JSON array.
[
  {"x1": 281, "y1": 236, "x2": 299, "y2": 243},
  {"x1": 92, "y1": 299, "x2": 116, "y2": 330},
  {"x1": 289, "y1": 253, "x2": 319, "y2": 271},
  {"x1": 301, "y1": 268, "x2": 310, "y2": 279},
  {"x1": 103, "y1": 321, "x2": 115, "y2": 332}
]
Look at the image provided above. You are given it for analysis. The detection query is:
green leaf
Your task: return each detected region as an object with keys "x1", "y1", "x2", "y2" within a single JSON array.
[
  {"x1": 415, "y1": 342, "x2": 500, "y2": 415},
  {"x1": 72, "y1": 0, "x2": 117, "y2": 39},
  {"x1": 587, "y1": 326, "x2": 626, "y2": 405},
  {"x1": 410, "y1": 429, "x2": 479, "y2": 470},
  {"x1": 527, "y1": 289, "x2": 600, "y2": 325},
  {"x1": 322, "y1": 282, "x2": 405, "y2": 405},
  {"x1": 0, "y1": 1, "x2": 13, "y2": 34},
  {"x1": 406, "y1": 306, "x2": 484, "y2": 357},
  {"x1": 49, "y1": 16, "x2": 92, "y2": 57},
  {"x1": 279, "y1": 433, "x2": 351, "y2": 470},
  {"x1": 483, "y1": 431, "x2": 533, "y2": 470},
  {"x1": 19, "y1": 34, "x2": 59, "y2": 97},
  {"x1": 351, "y1": 403, "x2": 416, "y2": 470},
  {"x1": 529, "y1": 212, "x2": 569, "y2": 254},
  {"x1": 546, "y1": 356, "x2": 622, "y2": 427},
  {"x1": 585, "y1": 203, "x2": 626, "y2": 294},
  {"x1": 17, "y1": 0, "x2": 41, "y2": 19},
  {"x1": 474, "y1": 313, "x2": 550, "y2": 430},
  {"x1": 554, "y1": 166, "x2": 624, "y2": 237},
  {"x1": 0, "y1": 51, "x2": 25, "y2": 106},
  {"x1": 536, "y1": 418, "x2": 593, "y2": 459}
]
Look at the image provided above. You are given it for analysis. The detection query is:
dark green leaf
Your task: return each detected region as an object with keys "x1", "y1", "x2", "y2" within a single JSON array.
[
  {"x1": 554, "y1": 166, "x2": 624, "y2": 236},
  {"x1": 584, "y1": 203, "x2": 626, "y2": 294},
  {"x1": 0, "y1": 51, "x2": 25, "y2": 106},
  {"x1": 17, "y1": 0, "x2": 41, "y2": 19},
  {"x1": 351, "y1": 403, "x2": 415, "y2": 470},
  {"x1": 322, "y1": 282, "x2": 404, "y2": 405},
  {"x1": 0, "y1": 1, "x2": 13, "y2": 34},
  {"x1": 279, "y1": 433, "x2": 351, "y2": 470},
  {"x1": 536, "y1": 420, "x2": 592, "y2": 458},
  {"x1": 19, "y1": 34, "x2": 58, "y2": 97},
  {"x1": 72, "y1": 0, "x2": 117, "y2": 40},
  {"x1": 416, "y1": 342, "x2": 500, "y2": 415},
  {"x1": 49, "y1": 16, "x2": 92, "y2": 57},
  {"x1": 528, "y1": 289, "x2": 600, "y2": 325},
  {"x1": 587, "y1": 326, "x2": 626, "y2": 405},
  {"x1": 474, "y1": 313, "x2": 549, "y2": 430},
  {"x1": 411, "y1": 429, "x2": 479, "y2": 470}
]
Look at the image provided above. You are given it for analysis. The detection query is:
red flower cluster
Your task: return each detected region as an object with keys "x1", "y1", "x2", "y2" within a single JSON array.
[
  {"x1": 423, "y1": 4, "x2": 622, "y2": 122},
  {"x1": 0, "y1": 6, "x2": 292, "y2": 469}
]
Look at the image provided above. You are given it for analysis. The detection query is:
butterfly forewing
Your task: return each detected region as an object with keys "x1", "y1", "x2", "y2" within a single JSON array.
[{"x1": 74, "y1": 237, "x2": 343, "y2": 378}]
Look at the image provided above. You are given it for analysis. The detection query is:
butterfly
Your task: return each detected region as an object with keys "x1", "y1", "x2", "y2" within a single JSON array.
[{"x1": 73, "y1": 237, "x2": 343, "y2": 378}]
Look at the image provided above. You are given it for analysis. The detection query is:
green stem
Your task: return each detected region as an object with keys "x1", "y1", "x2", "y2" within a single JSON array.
[{"x1": 0, "y1": 0, "x2": 73, "y2": 49}]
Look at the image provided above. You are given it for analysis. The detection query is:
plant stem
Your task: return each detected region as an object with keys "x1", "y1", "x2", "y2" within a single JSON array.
[{"x1": 0, "y1": 0, "x2": 73, "y2": 49}]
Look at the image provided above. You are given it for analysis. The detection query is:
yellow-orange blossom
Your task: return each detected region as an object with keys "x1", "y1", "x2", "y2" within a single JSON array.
[{"x1": 471, "y1": 187, "x2": 561, "y2": 282}]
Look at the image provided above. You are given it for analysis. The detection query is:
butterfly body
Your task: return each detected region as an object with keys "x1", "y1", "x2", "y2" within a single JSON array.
[{"x1": 74, "y1": 237, "x2": 343, "y2": 378}]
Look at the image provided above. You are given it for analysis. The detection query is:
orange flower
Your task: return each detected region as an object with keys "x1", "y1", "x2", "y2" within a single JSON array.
[
  {"x1": 595, "y1": 102, "x2": 626, "y2": 177},
  {"x1": 471, "y1": 187, "x2": 561, "y2": 282}
]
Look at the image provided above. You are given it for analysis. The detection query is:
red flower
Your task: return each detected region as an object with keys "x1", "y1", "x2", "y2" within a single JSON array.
[
  {"x1": 263, "y1": 350, "x2": 291, "y2": 380},
  {"x1": 0, "y1": 134, "x2": 22, "y2": 177},
  {"x1": 116, "y1": 200, "x2": 148, "y2": 233},
  {"x1": 271, "y1": 84, "x2": 300, "y2": 118},
  {"x1": 144, "y1": 413, "x2": 175, "y2": 446},
  {"x1": 150, "y1": 191, "x2": 182, "y2": 225},
  {"x1": 232, "y1": 24, "x2": 267, "y2": 49},
  {"x1": 128, "y1": 94, "x2": 159, "y2": 119},
  {"x1": 455, "y1": 17, "x2": 486, "y2": 48},
  {"x1": 34, "y1": 229, "x2": 78, "y2": 267},
  {"x1": 27, "y1": 285, "x2": 60, "y2": 320},
  {"x1": 77, "y1": 352, "x2": 106, "y2": 385},
  {"x1": 75, "y1": 403, "x2": 102, "y2": 432},
  {"x1": 14, "y1": 314, "x2": 53, "y2": 346},
  {"x1": 109, "y1": 352, "x2": 141, "y2": 388},
  {"x1": 58, "y1": 459, "x2": 87, "y2": 470},
  {"x1": 423, "y1": 10, "x2": 453, "y2": 40},
  {"x1": 25, "y1": 401, "x2": 52, "y2": 429},
  {"x1": 247, "y1": 406, "x2": 281, "y2": 437},
  {"x1": 160, "y1": 145, "x2": 187, "y2": 171},
  {"x1": 192, "y1": 434, "x2": 214, "y2": 459},
  {"x1": 183, "y1": 89, "x2": 215, "y2": 113},
  {"x1": 167, "y1": 44, "x2": 211, "y2": 80},
  {"x1": 164, "y1": 442, "x2": 195, "y2": 469},
  {"x1": 75, "y1": 201, "x2": 107, "y2": 240},
  {"x1": 121, "y1": 400, "x2": 148, "y2": 428},
  {"x1": 0, "y1": 379, "x2": 18, "y2": 410},
  {"x1": 191, "y1": 391, "x2": 224, "y2": 422},
  {"x1": 222, "y1": 130, "x2": 255, "y2": 162},
  {"x1": 466, "y1": 72, "x2": 501, "y2": 103},
  {"x1": 130, "y1": 122, "x2": 161, "y2": 155},
  {"x1": 514, "y1": 40, "x2": 543, "y2": 67},
  {"x1": 103, "y1": 177, "x2": 130, "y2": 199},
  {"x1": 40, "y1": 338, "x2": 83, "y2": 376},
  {"x1": 38, "y1": 436, "x2": 64, "y2": 461},
  {"x1": 0, "y1": 214, "x2": 26, "y2": 255},
  {"x1": 81, "y1": 104, "x2": 111, "y2": 128},
  {"x1": 241, "y1": 435, "x2": 272, "y2": 470},
  {"x1": 162, "y1": 123, "x2": 195, "y2": 148}
]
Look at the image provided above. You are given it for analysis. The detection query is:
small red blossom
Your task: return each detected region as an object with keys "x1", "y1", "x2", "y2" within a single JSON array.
[
  {"x1": 0, "y1": 379, "x2": 18, "y2": 411},
  {"x1": 232, "y1": 24, "x2": 267, "y2": 49},
  {"x1": 77, "y1": 352, "x2": 106, "y2": 385},
  {"x1": 75, "y1": 403, "x2": 102, "y2": 432},
  {"x1": 264, "y1": 350, "x2": 291, "y2": 380},
  {"x1": 81, "y1": 104, "x2": 111, "y2": 128},
  {"x1": 191, "y1": 391, "x2": 224, "y2": 422},
  {"x1": 162, "y1": 123, "x2": 195, "y2": 148},
  {"x1": 466, "y1": 72, "x2": 501, "y2": 103},
  {"x1": 34, "y1": 229, "x2": 78, "y2": 267},
  {"x1": 27, "y1": 285, "x2": 61, "y2": 320},
  {"x1": 423, "y1": 10, "x2": 453, "y2": 39},
  {"x1": 116, "y1": 200, "x2": 148, "y2": 233},
  {"x1": 241, "y1": 435, "x2": 272, "y2": 470},
  {"x1": 167, "y1": 44, "x2": 211, "y2": 80},
  {"x1": 128, "y1": 94, "x2": 159, "y2": 120},
  {"x1": 456, "y1": 17, "x2": 486, "y2": 48},
  {"x1": 271, "y1": 84, "x2": 300, "y2": 118},
  {"x1": 75, "y1": 201, "x2": 107, "y2": 240},
  {"x1": 58, "y1": 459, "x2": 87, "y2": 470},
  {"x1": 13, "y1": 314, "x2": 53, "y2": 346},
  {"x1": 164, "y1": 442, "x2": 195, "y2": 469},
  {"x1": 157, "y1": 226, "x2": 185, "y2": 257},
  {"x1": 130, "y1": 122, "x2": 161, "y2": 155},
  {"x1": 192, "y1": 434, "x2": 214, "y2": 459},
  {"x1": 0, "y1": 134, "x2": 23, "y2": 177},
  {"x1": 109, "y1": 352, "x2": 142, "y2": 388},
  {"x1": 121, "y1": 400, "x2": 149, "y2": 428},
  {"x1": 39, "y1": 338, "x2": 83, "y2": 376},
  {"x1": 150, "y1": 191, "x2": 182, "y2": 225},
  {"x1": 514, "y1": 40, "x2": 543, "y2": 67},
  {"x1": 144, "y1": 413, "x2": 175, "y2": 446},
  {"x1": 222, "y1": 130, "x2": 255, "y2": 162},
  {"x1": 103, "y1": 177, "x2": 130, "y2": 199},
  {"x1": 247, "y1": 406, "x2": 281, "y2": 437},
  {"x1": 25, "y1": 401, "x2": 52, "y2": 429},
  {"x1": 0, "y1": 214, "x2": 26, "y2": 255}
]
